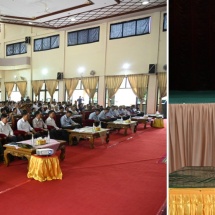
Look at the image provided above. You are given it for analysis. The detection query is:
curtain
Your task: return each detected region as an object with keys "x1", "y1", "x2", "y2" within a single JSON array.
[
  {"x1": 169, "y1": 104, "x2": 215, "y2": 173},
  {"x1": 32, "y1": 80, "x2": 44, "y2": 98},
  {"x1": 65, "y1": 78, "x2": 79, "y2": 99},
  {"x1": 127, "y1": 74, "x2": 149, "y2": 111},
  {"x1": 4, "y1": 82, "x2": 15, "y2": 98},
  {"x1": 81, "y1": 77, "x2": 99, "y2": 104},
  {"x1": 16, "y1": 81, "x2": 27, "y2": 98},
  {"x1": 157, "y1": 72, "x2": 167, "y2": 113},
  {"x1": 45, "y1": 80, "x2": 58, "y2": 102},
  {"x1": 105, "y1": 76, "x2": 124, "y2": 106}
]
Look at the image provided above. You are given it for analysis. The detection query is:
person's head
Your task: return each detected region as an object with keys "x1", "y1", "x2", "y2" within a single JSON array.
[
  {"x1": 66, "y1": 111, "x2": 72, "y2": 118},
  {"x1": 95, "y1": 109, "x2": 100, "y2": 115},
  {"x1": 22, "y1": 110, "x2": 30, "y2": 121},
  {"x1": 1, "y1": 114, "x2": 8, "y2": 124},
  {"x1": 48, "y1": 110, "x2": 55, "y2": 118},
  {"x1": 35, "y1": 111, "x2": 42, "y2": 119},
  {"x1": 59, "y1": 106, "x2": 64, "y2": 112},
  {"x1": 12, "y1": 108, "x2": 17, "y2": 114},
  {"x1": 104, "y1": 108, "x2": 109, "y2": 113},
  {"x1": 1, "y1": 108, "x2": 6, "y2": 114}
]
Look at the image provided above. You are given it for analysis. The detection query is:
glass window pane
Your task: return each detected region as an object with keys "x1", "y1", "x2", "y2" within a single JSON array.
[
  {"x1": 119, "y1": 78, "x2": 126, "y2": 88},
  {"x1": 123, "y1": 21, "x2": 136, "y2": 37},
  {"x1": 34, "y1": 39, "x2": 42, "y2": 51},
  {"x1": 110, "y1": 24, "x2": 123, "y2": 39},
  {"x1": 78, "y1": 30, "x2": 88, "y2": 44},
  {"x1": 51, "y1": 36, "x2": 59, "y2": 48},
  {"x1": 14, "y1": 43, "x2": 20, "y2": 54},
  {"x1": 6, "y1": 45, "x2": 13, "y2": 56},
  {"x1": 163, "y1": 13, "x2": 167, "y2": 31},
  {"x1": 136, "y1": 18, "x2": 150, "y2": 35},
  {"x1": 88, "y1": 28, "x2": 99, "y2": 43},
  {"x1": 114, "y1": 89, "x2": 136, "y2": 106},
  {"x1": 42, "y1": 37, "x2": 51, "y2": 50},
  {"x1": 68, "y1": 32, "x2": 78, "y2": 46},
  {"x1": 20, "y1": 42, "x2": 27, "y2": 53}
]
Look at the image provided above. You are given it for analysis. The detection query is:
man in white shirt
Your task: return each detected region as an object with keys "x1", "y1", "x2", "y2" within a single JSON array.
[
  {"x1": 17, "y1": 110, "x2": 40, "y2": 138},
  {"x1": 89, "y1": 109, "x2": 100, "y2": 121},
  {"x1": 0, "y1": 114, "x2": 18, "y2": 142},
  {"x1": 45, "y1": 110, "x2": 69, "y2": 142},
  {"x1": 33, "y1": 111, "x2": 47, "y2": 130}
]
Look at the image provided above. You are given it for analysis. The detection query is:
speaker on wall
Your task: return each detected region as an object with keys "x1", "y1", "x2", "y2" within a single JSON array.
[
  {"x1": 57, "y1": 72, "x2": 63, "y2": 80},
  {"x1": 25, "y1": 37, "x2": 31, "y2": 44},
  {"x1": 149, "y1": 64, "x2": 156, "y2": 74}
]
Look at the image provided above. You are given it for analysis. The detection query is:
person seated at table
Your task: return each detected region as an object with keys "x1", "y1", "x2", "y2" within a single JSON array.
[
  {"x1": 60, "y1": 111, "x2": 81, "y2": 129},
  {"x1": 109, "y1": 106, "x2": 119, "y2": 118},
  {"x1": 17, "y1": 110, "x2": 41, "y2": 139},
  {"x1": 98, "y1": 108, "x2": 112, "y2": 128},
  {"x1": 58, "y1": 106, "x2": 65, "y2": 113},
  {"x1": 89, "y1": 109, "x2": 101, "y2": 126},
  {"x1": 32, "y1": 111, "x2": 48, "y2": 135},
  {"x1": 45, "y1": 110, "x2": 69, "y2": 142},
  {"x1": 0, "y1": 114, "x2": 23, "y2": 142}
]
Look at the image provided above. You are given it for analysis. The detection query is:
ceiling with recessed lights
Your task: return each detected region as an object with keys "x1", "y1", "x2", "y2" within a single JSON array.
[{"x1": 0, "y1": 0, "x2": 166, "y2": 29}]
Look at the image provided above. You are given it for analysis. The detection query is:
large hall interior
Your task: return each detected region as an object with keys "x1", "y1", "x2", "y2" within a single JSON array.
[{"x1": 0, "y1": 1, "x2": 167, "y2": 215}]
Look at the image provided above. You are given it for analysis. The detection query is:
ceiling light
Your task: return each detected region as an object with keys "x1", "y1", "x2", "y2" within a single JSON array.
[
  {"x1": 71, "y1": 17, "x2": 76, "y2": 22},
  {"x1": 142, "y1": 0, "x2": 149, "y2": 5},
  {"x1": 122, "y1": 63, "x2": 130, "y2": 69},
  {"x1": 28, "y1": 22, "x2": 32, "y2": 25}
]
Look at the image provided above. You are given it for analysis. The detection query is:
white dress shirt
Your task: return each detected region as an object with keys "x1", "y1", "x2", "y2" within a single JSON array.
[
  {"x1": 0, "y1": 121, "x2": 14, "y2": 136},
  {"x1": 17, "y1": 118, "x2": 33, "y2": 132},
  {"x1": 45, "y1": 117, "x2": 59, "y2": 129},
  {"x1": 32, "y1": 118, "x2": 47, "y2": 129}
]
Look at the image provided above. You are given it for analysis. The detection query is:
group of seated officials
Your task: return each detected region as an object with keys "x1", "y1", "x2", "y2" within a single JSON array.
[{"x1": 0, "y1": 100, "x2": 142, "y2": 161}]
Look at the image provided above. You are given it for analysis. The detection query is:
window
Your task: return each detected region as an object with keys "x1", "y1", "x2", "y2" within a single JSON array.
[
  {"x1": 8, "y1": 84, "x2": 21, "y2": 102},
  {"x1": 110, "y1": 17, "x2": 151, "y2": 39},
  {"x1": 34, "y1": 35, "x2": 59, "y2": 52},
  {"x1": 6, "y1": 42, "x2": 27, "y2": 56},
  {"x1": 106, "y1": 77, "x2": 148, "y2": 112},
  {"x1": 68, "y1": 27, "x2": 100, "y2": 46},
  {"x1": 32, "y1": 82, "x2": 59, "y2": 102},
  {"x1": 65, "y1": 80, "x2": 98, "y2": 104},
  {"x1": 163, "y1": 13, "x2": 167, "y2": 31}
]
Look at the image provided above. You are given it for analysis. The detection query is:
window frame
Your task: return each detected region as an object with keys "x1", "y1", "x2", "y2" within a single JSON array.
[
  {"x1": 67, "y1": 26, "x2": 100, "y2": 46},
  {"x1": 34, "y1": 34, "x2": 60, "y2": 52},
  {"x1": 6, "y1": 42, "x2": 27, "y2": 56},
  {"x1": 109, "y1": 17, "x2": 151, "y2": 40}
]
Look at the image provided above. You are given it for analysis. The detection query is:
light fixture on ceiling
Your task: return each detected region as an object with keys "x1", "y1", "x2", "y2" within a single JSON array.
[
  {"x1": 71, "y1": 17, "x2": 76, "y2": 22},
  {"x1": 28, "y1": 22, "x2": 32, "y2": 25},
  {"x1": 142, "y1": 0, "x2": 149, "y2": 5}
]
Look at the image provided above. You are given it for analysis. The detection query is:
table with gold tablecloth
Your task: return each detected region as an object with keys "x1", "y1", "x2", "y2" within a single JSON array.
[
  {"x1": 152, "y1": 118, "x2": 164, "y2": 128},
  {"x1": 169, "y1": 166, "x2": 215, "y2": 215},
  {"x1": 27, "y1": 155, "x2": 62, "y2": 182}
]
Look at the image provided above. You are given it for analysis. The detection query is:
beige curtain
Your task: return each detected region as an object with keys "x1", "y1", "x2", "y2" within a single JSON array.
[
  {"x1": 45, "y1": 80, "x2": 58, "y2": 102},
  {"x1": 169, "y1": 104, "x2": 215, "y2": 173},
  {"x1": 5, "y1": 82, "x2": 15, "y2": 98},
  {"x1": 65, "y1": 78, "x2": 79, "y2": 99},
  {"x1": 157, "y1": 72, "x2": 167, "y2": 113},
  {"x1": 32, "y1": 80, "x2": 44, "y2": 98},
  {"x1": 81, "y1": 77, "x2": 99, "y2": 104},
  {"x1": 127, "y1": 74, "x2": 149, "y2": 111},
  {"x1": 16, "y1": 81, "x2": 27, "y2": 98},
  {"x1": 105, "y1": 76, "x2": 124, "y2": 106}
]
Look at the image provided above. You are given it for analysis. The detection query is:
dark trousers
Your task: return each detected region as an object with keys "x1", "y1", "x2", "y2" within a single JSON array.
[{"x1": 49, "y1": 129, "x2": 69, "y2": 142}]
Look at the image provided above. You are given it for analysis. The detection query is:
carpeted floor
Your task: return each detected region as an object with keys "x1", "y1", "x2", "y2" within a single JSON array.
[{"x1": 0, "y1": 122, "x2": 166, "y2": 215}]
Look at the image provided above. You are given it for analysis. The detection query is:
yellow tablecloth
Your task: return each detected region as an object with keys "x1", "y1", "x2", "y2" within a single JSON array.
[
  {"x1": 169, "y1": 188, "x2": 215, "y2": 215},
  {"x1": 152, "y1": 118, "x2": 164, "y2": 128},
  {"x1": 27, "y1": 155, "x2": 62, "y2": 182}
]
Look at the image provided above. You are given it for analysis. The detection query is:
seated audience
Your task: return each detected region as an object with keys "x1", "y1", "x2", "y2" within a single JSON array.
[
  {"x1": 0, "y1": 114, "x2": 23, "y2": 142},
  {"x1": 60, "y1": 111, "x2": 81, "y2": 129},
  {"x1": 17, "y1": 110, "x2": 40, "y2": 138},
  {"x1": 89, "y1": 109, "x2": 100, "y2": 122},
  {"x1": 32, "y1": 111, "x2": 48, "y2": 132},
  {"x1": 45, "y1": 110, "x2": 69, "y2": 142}
]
